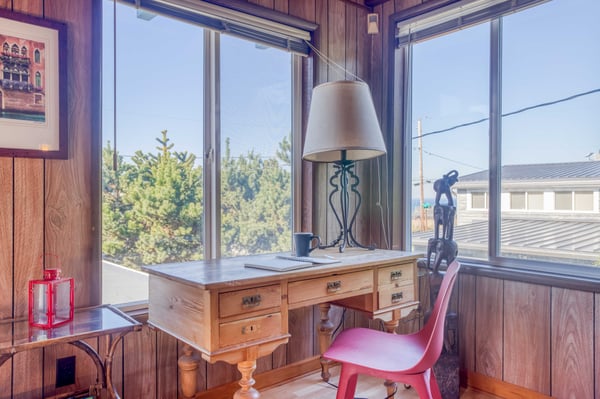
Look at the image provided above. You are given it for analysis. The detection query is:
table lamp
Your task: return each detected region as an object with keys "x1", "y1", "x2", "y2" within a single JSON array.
[{"x1": 303, "y1": 80, "x2": 386, "y2": 252}]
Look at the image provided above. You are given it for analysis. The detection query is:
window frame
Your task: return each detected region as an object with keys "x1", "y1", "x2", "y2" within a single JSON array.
[
  {"x1": 101, "y1": 1, "x2": 307, "y2": 305},
  {"x1": 201, "y1": 30, "x2": 304, "y2": 259},
  {"x1": 390, "y1": 0, "x2": 600, "y2": 286}
]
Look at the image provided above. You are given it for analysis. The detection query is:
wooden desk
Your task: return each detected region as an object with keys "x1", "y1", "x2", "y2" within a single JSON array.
[
  {"x1": 143, "y1": 248, "x2": 421, "y2": 399},
  {"x1": 0, "y1": 305, "x2": 142, "y2": 399}
]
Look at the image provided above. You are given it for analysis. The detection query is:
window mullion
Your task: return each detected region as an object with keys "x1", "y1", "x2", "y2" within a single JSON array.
[
  {"x1": 488, "y1": 18, "x2": 502, "y2": 259},
  {"x1": 203, "y1": 30, "x2": 221, "y2": 260},
  {"x1": 292, "y1": 54, "x2": 303, "y2": 232},
  {"x1": 400, "y1": 45, "x2": 413, "y2": 251}
]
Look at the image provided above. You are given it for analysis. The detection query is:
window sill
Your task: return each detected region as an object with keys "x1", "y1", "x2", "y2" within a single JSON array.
[
  {"x1": 458, "y1": 260, "x2": 600, "y2": 292},
  {"x1": 113, "y1": 300, "x2": 149, "y2": 323}
]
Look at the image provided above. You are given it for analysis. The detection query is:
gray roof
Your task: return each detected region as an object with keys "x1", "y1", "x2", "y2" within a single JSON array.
[
  {"x1": 413, "y1": 218, "x2": 600, "y2": 265},
  {"x1": 459, "y1": 161, "x2": 600, "y2": 183}
]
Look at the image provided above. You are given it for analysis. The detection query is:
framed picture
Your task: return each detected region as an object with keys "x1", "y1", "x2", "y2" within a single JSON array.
[{"x1": 0, "y1": 10, "x2": 67, "y2": 159}]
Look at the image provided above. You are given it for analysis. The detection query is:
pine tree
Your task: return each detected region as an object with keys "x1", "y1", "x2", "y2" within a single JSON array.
[
  {"x1": 126, "y1": 130, "x2": 203, "y2": 265},
  {"x1": 102, "y1": 131, "x2": 292, "y2": 266},
  {"x1": 101, "y1": 141, "x2": 135, "y2": 263},
  {"x1": 221, "y1": 136, "x2": 291, "y2": 256}
]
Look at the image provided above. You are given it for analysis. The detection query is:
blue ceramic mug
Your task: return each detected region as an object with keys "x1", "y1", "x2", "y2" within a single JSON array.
[{"x1": 293, "y1": 232, "x2": 321, "y2": 257}]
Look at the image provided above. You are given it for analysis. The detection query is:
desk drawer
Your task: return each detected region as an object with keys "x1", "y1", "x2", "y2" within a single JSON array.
[
  {"x1": 219, "y1": 313, "x2": 282, "y2": 347},
  {"x1": 288, "y1": 270, "x2": 372, "y2": 305},
  {"x1": 378, "y1": 285, "x2": 415, "y2": 309},
  {"x1": 219, "y1": 285, "x2": 281, "y2": 318},
  {"x1": 378, "y1": 264, "x2": 414, "y2": 288}
]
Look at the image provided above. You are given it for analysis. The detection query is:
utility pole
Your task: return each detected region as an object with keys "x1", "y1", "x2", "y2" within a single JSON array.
[{"x1": 418, "y1": 119, "x2": 426, "y2": 232}]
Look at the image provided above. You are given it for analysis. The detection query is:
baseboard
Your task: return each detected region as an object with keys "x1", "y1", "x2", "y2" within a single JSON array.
[
  {"x1": 195, "y1": 356, "x2": 322, "y2": 399},
  {"x1": 465, "y1": 370, "x2": 552, "y2": 399},
  {"x1": 194, "y1": 361, "x2": 553, "y2": 399}
]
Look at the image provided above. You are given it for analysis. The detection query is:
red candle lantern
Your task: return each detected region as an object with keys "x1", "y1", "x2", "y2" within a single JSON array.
[{"x1": 28, "y1": 268, "x2": 74, "y2": 328}]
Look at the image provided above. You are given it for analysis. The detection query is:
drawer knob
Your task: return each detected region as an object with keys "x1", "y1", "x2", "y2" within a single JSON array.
[
  {"x1": 242, "y1": 294, "x2": 262, "y2": 308},
  {"x1": 391, "y1": 292, "x2": 404, "y2": 303},
  {"x1": 390, "y1": 271, "x2": 403, "y2": 280},
  {"x1": 327, "y1": 280, "x2": 342, "y2": 293}
]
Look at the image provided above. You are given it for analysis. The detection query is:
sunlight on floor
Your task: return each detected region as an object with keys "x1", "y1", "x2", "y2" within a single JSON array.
[{"x1": 260, "y1": 366, "x2": 419, "y2": 399}]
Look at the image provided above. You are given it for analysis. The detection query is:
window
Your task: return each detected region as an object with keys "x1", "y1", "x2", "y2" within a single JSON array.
[
  {"x1": 527, "y1": 192, "x2": 544, "y2": 210},
  {"x1": 555, "y1": 191, "x2": 572, "y2": 210},
  {"x1": 407, "y1": 21, "x2": 490, "y2": 260},
  {"x1": 220, "y1": 35, "x2": 292, "y2": 256},
  {"x1": 11, "y1": 67, "x2": 20, "y2": 82},
  {"x1": 35, "y1": 71, "x2": 41, "y2": 87},
  {"x1": 471, "y1": 192, "x2": 487, "y2": 209},
  {"x1": 395, "y1": 0, "x2": 600, "y2": 270},
  {"x1": 102, "y1": 1, "x2": 306, "y2": 304},
  {"x1": 574, "y1": 191, "x2": 593, "y2": 211},
  {"x1": 34, "y1": 49, "x2": 40, "y2": 63},
  {"x1": 510, "y1": 193, "x2": 526, "y2": 210}
]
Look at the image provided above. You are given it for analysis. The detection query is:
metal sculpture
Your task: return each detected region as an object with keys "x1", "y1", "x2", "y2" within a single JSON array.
[
  {"x1": 424, "y1": 170, "x2": 460, "y2": 399},
  {"x1": 426, "y1": 170, "x2": 459, "y2": 272}
]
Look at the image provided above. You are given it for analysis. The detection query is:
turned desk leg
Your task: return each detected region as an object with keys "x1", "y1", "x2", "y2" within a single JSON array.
[
  {"x1": 234, "y1": 359, "x2": 260, "y2": 399},
  {"x1": 383, "y1": 319, "x2": 400, "y2": 399},
  {"x1": 178, "y1": 345, "x2": 199, "y2": 399},
  {"x1": 318, "y1": 303, "x2": 334, "y2": 382}
]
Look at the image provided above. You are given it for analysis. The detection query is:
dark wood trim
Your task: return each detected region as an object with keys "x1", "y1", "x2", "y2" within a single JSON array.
[
  {"x1": 465, "y1": 371, "x2": 552, "y2": 399},
  {"x1": 91, "y1": 0, "x2": 102, "y2": 305},
  {"x1": 460, "y1": 261, "x2": 600, "y2": 293},
  {"x1": 340, "y1": 0, "x2": 371, "y2": 12},
  {"x1": 205, "y1": 0, "x2": 318, "y2": 31},
  {"x1": 389, "y1": 0, "x2": 460, "y2": 23},
  {"x1": 364, "y1": 0, "x2": 390, "y2": 8}
]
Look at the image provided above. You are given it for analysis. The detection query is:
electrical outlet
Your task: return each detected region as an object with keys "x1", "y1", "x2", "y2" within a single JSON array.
[{"x1": 56, "y1": 355, "x2": 76, "y2": 388}]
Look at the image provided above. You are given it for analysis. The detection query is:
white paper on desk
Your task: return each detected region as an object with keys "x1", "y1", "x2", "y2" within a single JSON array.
[
  {"x1": 244, "y1": 258, "x2": 314, "y2": 272},
  {"x1": 276, "y1": 254, "x2": 341, "y2": 264}
]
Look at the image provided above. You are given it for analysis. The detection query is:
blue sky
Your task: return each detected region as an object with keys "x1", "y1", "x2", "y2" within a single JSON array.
[
  {"x1": 102, "y1": 0, "x2": 291, "y2": 159},
  {"x1": 411, "y1": 0, "x2": 600, "y2": 199},
  {"x1": 102, "y1": 0, "x2": 599, "y2": 200}
]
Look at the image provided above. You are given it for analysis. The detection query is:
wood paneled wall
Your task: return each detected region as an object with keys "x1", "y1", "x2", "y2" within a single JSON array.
[
  {"x1": 2, "y1": 0, "x2": 598, "y2": 398},
  {"x1": 458, "y1": 274, "x2": 600, "y2": 398},
  {"x1": 0, "y1": 0, "x2": 392, "y2": 397},
  {"x1": 0, "y1": 0, "x2": 101, "y2": 398}
]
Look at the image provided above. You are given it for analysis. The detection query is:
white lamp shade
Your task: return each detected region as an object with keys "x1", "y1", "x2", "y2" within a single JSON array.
[{"x1": 303, "y1": 80, "x2": 386, "y2": 163}]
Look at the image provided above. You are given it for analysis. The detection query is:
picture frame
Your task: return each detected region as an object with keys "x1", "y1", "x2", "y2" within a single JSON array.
[{"x1": 0, "y1": 9, "x2": 67, "y2": 159}]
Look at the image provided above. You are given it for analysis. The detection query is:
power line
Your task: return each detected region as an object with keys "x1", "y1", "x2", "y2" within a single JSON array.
[
  {"x1": 412, "y1": 88, "x2": 600, "y2": 140},
  {"x1": 422, "y1": 149, "x2": 485, "y2": 171}
]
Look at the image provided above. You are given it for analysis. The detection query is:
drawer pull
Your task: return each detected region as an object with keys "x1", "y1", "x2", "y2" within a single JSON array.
[
  {"x1": 242, "y1": 294, "x2": 262, "y2": 308},
  {"x1": 241, "y1": 324, "x2": 259, "y2": 334},
  {"x1": 391, "y1": 292, "x2": 404, "y2": 303},
  {"x1": 327, "y1": 280, "x2": 342, "y2": 293},
  {"x1": 390, "y1": 271, "x2": 403, "y2": 280}
]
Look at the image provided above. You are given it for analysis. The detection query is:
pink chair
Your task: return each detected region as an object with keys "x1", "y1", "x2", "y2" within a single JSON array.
[{"x1": 323, "y1": 261, "x2": 461, "y2": 399}]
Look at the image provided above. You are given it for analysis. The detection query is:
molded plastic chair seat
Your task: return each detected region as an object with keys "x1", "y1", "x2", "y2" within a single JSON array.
[{"x1": 323, "y1": 261, "x2": 461, "y2": 399}]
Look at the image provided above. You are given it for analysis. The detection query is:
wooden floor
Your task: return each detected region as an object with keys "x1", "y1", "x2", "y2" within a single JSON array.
[{"x1": 260, "y1": 366, "x2": 500, "y2": 399}]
